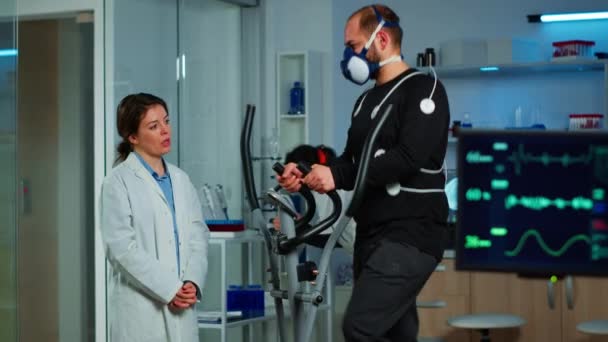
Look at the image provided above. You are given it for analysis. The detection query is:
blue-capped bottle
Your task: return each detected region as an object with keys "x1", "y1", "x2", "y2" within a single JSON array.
[
  {"x1": 289, "y1": 81, "x2": 304, "y2": 114},
  {"x1": 226, "y1": 285, "x2": 243, "y2": 313}
]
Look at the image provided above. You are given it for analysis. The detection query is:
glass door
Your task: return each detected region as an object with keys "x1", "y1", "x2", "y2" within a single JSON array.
[
  {"x1": 178, "y1": 1, "x2": 249, "y2": 341},
  {"x1": 109, "y1": 0, "x2": 180, "y2": 164},
  {"x1": 0, "y1": 1, "x2": 17, "y2": 340},
  {"x1": 106, "y1": 1, "x2": 247, "y2": 340},
  {"x1": 105, "y1": 1, "x2": 179, "y2": 340},
  {"x1": 16, "y1": 14, "x2": 95, "y2": 341},
  {"x1": 178, "y1": 0, "x2": 243, "y2": 219},
  {"x1": 2, "y1": 5, "x2": 96, "y2": 342}
]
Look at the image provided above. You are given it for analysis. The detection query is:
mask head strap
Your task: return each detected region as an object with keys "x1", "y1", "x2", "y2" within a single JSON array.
[
  {"x1": 371, "y1": 5, "x2": 400, "y2": 28},
  {"x1": 364, "y1": 6, "x2": 401, "y2": 51}
]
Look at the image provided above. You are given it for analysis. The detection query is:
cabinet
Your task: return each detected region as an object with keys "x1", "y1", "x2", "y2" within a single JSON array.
[
  {"x1": 469, "y1": 272, "x2": 608, "y2": 342},
  {"x1": 469, "y1": 271, "x2": 561, "y2": 342},
  {"x1": 561, "y1": 276, "x2": 608, "y2": 342},
  {"x1": 417, "y1": 259, "x2": 472, "y2": 342},
  {"x1": 415, "y1": 261, "x2": 608, "y2": 342},
  {"x1": 276, "y1": 51, "x2": 322, "y2": 158}
]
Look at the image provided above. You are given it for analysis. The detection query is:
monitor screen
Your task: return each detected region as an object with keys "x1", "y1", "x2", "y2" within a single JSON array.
[{"x1": 455, "y1": 130, "x2": 608, "y2": 276}]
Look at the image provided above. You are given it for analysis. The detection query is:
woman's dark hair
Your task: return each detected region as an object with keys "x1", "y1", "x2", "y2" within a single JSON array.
[
  {"x1": 115, "y1": 93, "x2": 168, "y2": 164},
  {"x1": 284, "y1": 144, "x2": 337, "y2": 166}
]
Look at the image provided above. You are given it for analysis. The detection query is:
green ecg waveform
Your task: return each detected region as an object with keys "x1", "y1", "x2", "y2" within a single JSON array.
[
  {"x1": 505, "y1": 229, "x2": 591, "y2": 257},
  {"x1": 507, "y1": 144, "x2": 594, "y2": 175},
  {"x1": 504, "y1": 195, "x2": 593, "y2": 211}
]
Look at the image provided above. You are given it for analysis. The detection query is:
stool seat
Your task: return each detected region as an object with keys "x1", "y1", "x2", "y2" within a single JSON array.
[
  {"x1": 577, "y1": 320, "x2": 608, "y2": 335},
  {"x1": 448, "y1": 313, "x2": 526, "y2": 329}
]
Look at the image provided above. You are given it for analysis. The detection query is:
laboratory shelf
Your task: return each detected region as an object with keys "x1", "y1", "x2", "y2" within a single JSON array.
[
  {"x1": 276, "y1": 50, "x2": 322, "y2": 160},
  {"x1": 280, "y1": 114, "x2": 307, "y2": 119},
  {"x1": 198, "y1": 304, "x2": 331, "y2": 329},
  {"x1": 200, "y1": 230, "x2": 334, "y2": 342},
  {"x1": 428, "y1": 59, "x2": 607, "y2": 78},
  {"x1": 198, "y1": 311, "x2": 277, "y2": 329},
  {"x1": 197, "y1": 230, "x2": 266, "y2": 341}
]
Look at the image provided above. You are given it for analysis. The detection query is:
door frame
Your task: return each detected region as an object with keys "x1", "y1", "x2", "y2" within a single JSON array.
[{"x1": 15, "y1": 0, "x2": 106, "y2": 340}]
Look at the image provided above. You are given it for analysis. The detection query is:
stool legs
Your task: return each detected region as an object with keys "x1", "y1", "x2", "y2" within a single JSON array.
[{"x1": 479, "y1": 328, "x2": 490, "y2": 342}]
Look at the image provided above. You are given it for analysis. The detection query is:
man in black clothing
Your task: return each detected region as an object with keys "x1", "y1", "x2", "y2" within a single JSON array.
[{"x1": 278, "y1": 4, "x2": 450, "y2": 341}]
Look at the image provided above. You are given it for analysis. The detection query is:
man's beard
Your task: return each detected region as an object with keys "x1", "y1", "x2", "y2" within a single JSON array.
[{"x1": 367, "y1": 46, "x2": 382, "y2": 79}]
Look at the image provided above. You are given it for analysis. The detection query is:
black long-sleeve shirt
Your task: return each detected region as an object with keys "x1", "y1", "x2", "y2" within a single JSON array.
[{"x1": 329, "y1": 68, "x2": 450, "y2": 261}]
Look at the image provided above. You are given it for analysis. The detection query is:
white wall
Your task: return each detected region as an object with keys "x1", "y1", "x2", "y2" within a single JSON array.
[
  {"x1": 331, "y1": 0, "x2": 608, "y2": 153},
  {"x1": 260, "y1": 0, "x2": 334, "y2": 146}
]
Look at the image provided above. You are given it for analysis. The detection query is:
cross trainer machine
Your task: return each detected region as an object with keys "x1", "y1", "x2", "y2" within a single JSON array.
[{"x1": 240, "y1": 103, "x2": 393, "y2": 342}]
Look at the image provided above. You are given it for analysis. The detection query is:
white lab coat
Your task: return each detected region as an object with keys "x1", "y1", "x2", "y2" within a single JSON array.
[{"x1": 100, "y1": 153, "x2": 209, "y2": 342}]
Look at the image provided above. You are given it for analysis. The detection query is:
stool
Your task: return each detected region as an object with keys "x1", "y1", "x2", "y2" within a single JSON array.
[
  {"x1": 577, "y1": 320, "x2": 608, "y2": 335},
  {"x1": 447, "y1": 313, "x2": 526, "y2": 342}
]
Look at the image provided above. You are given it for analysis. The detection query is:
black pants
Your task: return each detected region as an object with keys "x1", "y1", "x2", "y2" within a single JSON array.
[{"x1": 342, "y1": 238, "x2": 438, "y2": 342}]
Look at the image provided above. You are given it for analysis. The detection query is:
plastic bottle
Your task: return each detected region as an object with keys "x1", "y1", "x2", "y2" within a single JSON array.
[
  {"x1": 461, "y1": 113, "x2": 473, "y2": 128},
  {"x1": 269, "y1": 128, "x2": 280, "y2": 160},
  {"x1": 214, "y1": 184, "x2": 229, "y2": 220},
  {"x1": 227, "y1": 285, "x2": 243, "y2": 313},
  {"x1": 199, "y1": 184, "x2": 216, "y2": 220},
  {"x1": 244, "y1": 285, "x2": 264, "y2": 317},
  {"x1": 514, "y1": 106, "x2": 522, "y2": 127},
  {"x1": 289, "y1": 81, "x2": 304, "y2": 114},
  {"x1": 416, "y1": 53, "x2": 425, "y2": 67},
  {"x1": 425, "y1": 48, "x2": 436, "y2": 66}
]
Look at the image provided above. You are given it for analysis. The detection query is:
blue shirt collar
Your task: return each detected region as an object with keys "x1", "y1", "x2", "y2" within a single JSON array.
[{"x1": 134, "y1": 152, "x2": 169, "y2": 180}]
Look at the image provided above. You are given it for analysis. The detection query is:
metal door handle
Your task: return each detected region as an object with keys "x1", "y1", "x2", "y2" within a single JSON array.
[
  {"x1": 20, "y1": 178, "x2": 31, "y2": 215},
  {"x1": 547, "y1": 279, "x2": 555, "y2": 310},
  {"x1": 181, "y1": 54, "x2": 186, "y2": 79},
  {"x1": 565, "y1": 275, "x2": 574, "y2": 310}
]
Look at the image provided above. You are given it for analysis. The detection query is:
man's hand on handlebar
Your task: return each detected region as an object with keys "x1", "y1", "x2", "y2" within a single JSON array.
[
  {"x1": 277, "y1": 162, "x2": 303, "y2": 193},
  {"x1": 303, "y1": 164, "x2": 335, "y2": 194}
]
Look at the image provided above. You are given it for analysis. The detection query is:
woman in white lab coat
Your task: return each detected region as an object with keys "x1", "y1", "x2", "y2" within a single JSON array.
[{"x1": 100, "y1": 93, "x2": 209, "y2": 342}]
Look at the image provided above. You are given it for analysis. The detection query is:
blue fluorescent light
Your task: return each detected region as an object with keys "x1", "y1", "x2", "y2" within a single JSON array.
[
  {"x1": 541, "y1": 11, "x2": 608, "y2": 22},
  {"x1": 480, "y1": 66, "x2": 500, "y2": 72},
  {"x1": 0, "y1": 49, "x2": 18, "y2": 57}
]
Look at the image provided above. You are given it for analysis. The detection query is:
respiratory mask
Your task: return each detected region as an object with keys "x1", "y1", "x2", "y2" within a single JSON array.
[{"x1": 340, "y1": 6, "x2": 402, "y2": 85}]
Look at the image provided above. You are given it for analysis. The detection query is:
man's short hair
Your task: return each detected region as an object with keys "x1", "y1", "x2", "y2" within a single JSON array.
[{"x1": 349, "y1": 4, "x2": 403, "y2": 48}]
